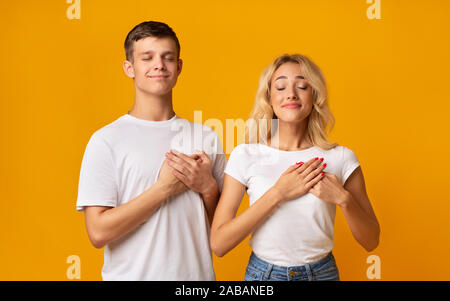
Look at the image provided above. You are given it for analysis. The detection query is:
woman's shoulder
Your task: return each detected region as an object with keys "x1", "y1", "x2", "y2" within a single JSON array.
[
  {"x1": 228, "y1": 143, "x2": 269, "y2": 160},
  {"x1": 320, "y1": 144, "x2": 357, "y2": 159},
  {"x1": 230, "y1": 143, "x2": 260, "y2": 155}
]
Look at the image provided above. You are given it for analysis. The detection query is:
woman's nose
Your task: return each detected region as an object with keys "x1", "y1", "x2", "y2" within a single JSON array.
[
  {"x1": 286, "y1": 85, "x2": 298, "y2": 100},
  {"x1": 286, "y1": 91, "x2": 298, "y2": 100}
]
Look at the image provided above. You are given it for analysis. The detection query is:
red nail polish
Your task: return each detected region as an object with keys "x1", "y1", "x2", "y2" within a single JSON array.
[
  {"x1": 321, "y1": 172, "x2": 325, "y2": 176},
  {"x1": 314, "y1": 157, "x2": 318, "y2": 160},
  {"x1": 296, "y1": 162, "x2": 304, "y2": 165},
  {"x1": 323, "y1": 163, "x2": 327, "y2": 167},
  {"x1": 320, "y1": 158, "x2": 324, "y2": 162}
]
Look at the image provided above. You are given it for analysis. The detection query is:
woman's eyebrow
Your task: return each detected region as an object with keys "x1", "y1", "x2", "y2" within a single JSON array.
[{"x1": 274, "y1": 75, "x2": 305, "y2": 81}]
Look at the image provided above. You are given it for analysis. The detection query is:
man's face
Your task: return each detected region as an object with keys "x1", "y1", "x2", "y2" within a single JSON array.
[{"x1": 124, "y1": 36, "x2": 182, "y2": 96}]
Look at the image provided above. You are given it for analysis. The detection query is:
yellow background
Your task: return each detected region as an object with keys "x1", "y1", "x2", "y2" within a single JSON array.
[{"x1": 1, "y1": 0, "x2": 449, "y2": 280}]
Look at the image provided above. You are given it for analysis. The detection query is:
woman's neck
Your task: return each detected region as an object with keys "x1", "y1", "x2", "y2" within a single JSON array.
[{"x1": 269, "y1": 119, "x2": 312, "y2": 151}]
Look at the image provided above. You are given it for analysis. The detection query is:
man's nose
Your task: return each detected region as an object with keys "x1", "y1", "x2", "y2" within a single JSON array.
[{"x1": 153, "y1": 55, "x2": 166, "y2": 70}]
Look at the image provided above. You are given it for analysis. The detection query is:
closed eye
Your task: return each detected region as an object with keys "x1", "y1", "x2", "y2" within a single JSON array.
[{"x1": 276, "y1": 87, "x2": 307, "y2": 91}]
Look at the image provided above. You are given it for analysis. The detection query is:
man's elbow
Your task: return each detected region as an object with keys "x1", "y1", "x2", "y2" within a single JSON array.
[{"x1": 88, "y1": 231, "x2": 107, "y2": 249}]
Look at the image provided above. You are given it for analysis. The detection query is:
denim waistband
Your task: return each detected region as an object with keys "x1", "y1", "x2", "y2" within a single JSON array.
[{"x1": 248, "y1": 252, "x2": 334, "y2": 274}]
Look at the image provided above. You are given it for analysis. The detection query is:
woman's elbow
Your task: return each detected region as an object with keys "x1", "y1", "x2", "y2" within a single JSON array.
[
  {"x1": 364, "y1": 228, "x2": 380, "y2": 252},
  {"x1": 364, "y1": 240, "x2": 379, "y2": 252},
  {"x1": 210, "y1": 234, "x2": 226, "y2": 257},
  {"x1": 211, "y1": 247, "x2": 226, "y2": 258}
]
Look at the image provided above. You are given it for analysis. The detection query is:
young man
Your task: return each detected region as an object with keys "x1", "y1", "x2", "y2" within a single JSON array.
[{"x1": 76, "y1": 21, "x2": 227, "y2": 280}]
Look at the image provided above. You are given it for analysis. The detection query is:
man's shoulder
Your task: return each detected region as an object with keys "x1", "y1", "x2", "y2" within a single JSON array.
[
  {"x1": 88, "y1": 115, "x2": 128, "y2": 145},
  {"x1": 172, "y1": 118, "x2": 219, "y2": 143},
  {"x1": 174, "y1": 117, "x2": 216, "y2": 133}
]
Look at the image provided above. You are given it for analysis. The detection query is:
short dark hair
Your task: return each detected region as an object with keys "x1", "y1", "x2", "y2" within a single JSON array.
[{"x1": 124, "y1": 21, "x2": 180, "y2": 62}]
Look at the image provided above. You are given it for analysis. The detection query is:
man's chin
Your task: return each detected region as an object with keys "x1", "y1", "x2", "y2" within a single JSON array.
[{"x1": 138, "y1": 87, "x2": 174, "y2": 97}]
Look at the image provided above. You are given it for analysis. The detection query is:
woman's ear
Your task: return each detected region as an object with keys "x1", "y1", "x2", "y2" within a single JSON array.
[{"x1": 123, "y1": 60, "x2": 135, "y2": 79}]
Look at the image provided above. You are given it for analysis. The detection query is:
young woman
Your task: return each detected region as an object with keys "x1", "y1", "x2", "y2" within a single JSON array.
[{"x1": 210, "y1": 54, "x2": 380, "y2": 281}]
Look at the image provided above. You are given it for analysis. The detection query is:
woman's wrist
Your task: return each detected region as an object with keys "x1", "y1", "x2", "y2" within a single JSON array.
[
  {"x1": 337, "y1": 190, "x2": 352, "y2": 208},
  {"x1": 269, "y1": 185, "x2": 286, "y2": 204}
]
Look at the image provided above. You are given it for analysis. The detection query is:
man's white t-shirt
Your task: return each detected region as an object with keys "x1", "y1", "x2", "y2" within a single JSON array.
[
  {"x1": 76, "y1": 114, "x2": 227, "y2": 280},
  {"x1": 224, "y1": 143, "x2": 360, "y2": 267}
]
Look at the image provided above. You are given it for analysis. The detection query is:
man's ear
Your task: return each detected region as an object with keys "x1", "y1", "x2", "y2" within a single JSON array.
[
  {"x1": 177, "y1": 58, "x2": 183, "y2": 76},
  {"x1": 123, "y1": 60, "x2": 135, "y2": 79}
]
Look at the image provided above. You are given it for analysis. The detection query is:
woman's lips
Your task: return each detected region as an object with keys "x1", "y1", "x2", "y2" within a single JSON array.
[{"x1": 282, "y1": 103, "x2": 301, "y2": 109}]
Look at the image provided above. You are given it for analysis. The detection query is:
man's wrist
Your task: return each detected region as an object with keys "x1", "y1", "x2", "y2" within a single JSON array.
[
  {"x1": 201, "y1": 177, "x2": 219, "y2": 200},
  {"x1": 153, "y1": 181, "x2": 173, "y2": 199}
]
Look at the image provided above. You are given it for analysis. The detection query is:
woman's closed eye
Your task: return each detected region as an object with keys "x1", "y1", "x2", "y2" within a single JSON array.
[{"x1": 275, "y1": 86, "x2": 307, "y2": 91}]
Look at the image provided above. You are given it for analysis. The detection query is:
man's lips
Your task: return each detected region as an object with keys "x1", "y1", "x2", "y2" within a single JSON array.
[
  {"x1": 148, "y1": 75, "x2": 169, "y2": 79},
  {"x1": 282, "y1": 103, "x2": 301, "y2": 109}
]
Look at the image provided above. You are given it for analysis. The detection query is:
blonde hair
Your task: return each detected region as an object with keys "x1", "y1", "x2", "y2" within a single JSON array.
[{"x1": 245, "y1": 54, "x2": 338, "y2": 150}]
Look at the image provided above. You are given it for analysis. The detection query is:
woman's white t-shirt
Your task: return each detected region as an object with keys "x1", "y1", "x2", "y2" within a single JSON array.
[
  {"x1": 224, "y1": 143, "x2": 360, "y2": 266},
  {"x1": 76, "y1": 114, "x2": 227, "y2": 280}
]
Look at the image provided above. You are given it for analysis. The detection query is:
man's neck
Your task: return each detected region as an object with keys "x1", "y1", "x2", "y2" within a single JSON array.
[{"x1": 128, "y1": 90, "x2": 175, "y2": 121}]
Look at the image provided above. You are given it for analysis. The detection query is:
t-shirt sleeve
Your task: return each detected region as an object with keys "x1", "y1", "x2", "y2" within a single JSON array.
[
  {"x1": 211, "y1": 133, "x2": 227, "y2": 193},
  {"x1": 341, "y1": 146, "x2": 361, "y2": 185},
  {"x1": 224, "y1": 145, "x2": 248, "y2": 187},
  {"x1": 76, "y1": 132, "x2": 118, "y2": 212}
]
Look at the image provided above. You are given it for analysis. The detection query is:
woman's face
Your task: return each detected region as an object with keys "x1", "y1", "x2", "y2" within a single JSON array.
[{"x1": 269, "y1": 62, "x2": 314, "y2": 124}]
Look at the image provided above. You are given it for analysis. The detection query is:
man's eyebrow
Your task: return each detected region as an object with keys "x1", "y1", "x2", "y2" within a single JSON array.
[
  {"x1": 139, "y1": 50, "x2": 176, "y2": 56},
  {"x1": 274, "y1": 75, "x2": 305, "y2": 81}
]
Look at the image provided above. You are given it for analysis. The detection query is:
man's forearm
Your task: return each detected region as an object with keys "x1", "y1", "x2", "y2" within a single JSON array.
[
  {"x1": 89, "y1": 182, "x2": 172, "y2": 248},
  {"x1": 201, "y1": 179, "x2": 220, "y2": 226}
]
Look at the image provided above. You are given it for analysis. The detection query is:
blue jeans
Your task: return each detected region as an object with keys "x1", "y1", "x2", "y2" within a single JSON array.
[{"x1": 244, "y1": 252, "x2": 340, "y2": 281}]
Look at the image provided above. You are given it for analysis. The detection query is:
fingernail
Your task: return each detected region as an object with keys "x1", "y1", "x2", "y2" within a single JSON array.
[
  {"x1": 314, "y1": 157, "x2": 318, "y2": 160},
  {"x1": 321, "y1": 172, "x2": 325, "y2": 176},
  {"x1": 320, "y1": 158, "x2": 324, "y2": 162},
  {"x1": 323, "y1": 163, "x2": 327, "y2": 168},
  {"x1": 296, "y1": 161, "x2": 304, "y2": 165}
]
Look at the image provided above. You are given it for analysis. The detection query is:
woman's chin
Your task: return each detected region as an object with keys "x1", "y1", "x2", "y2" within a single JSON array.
[{"x1": 276, "y1": 113, "x2": 307, "y2": 124}]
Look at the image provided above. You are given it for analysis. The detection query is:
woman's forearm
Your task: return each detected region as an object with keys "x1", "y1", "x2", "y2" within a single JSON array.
[
  {"x1": 210, "y1": 187, "x2": 283, "y2": 257},
  {"x1": 339, "y1": 191, "x2": 380, "y2": 252}
]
